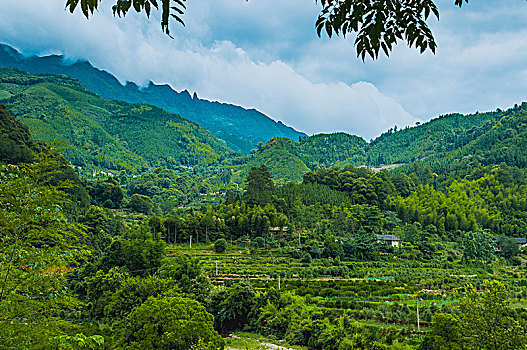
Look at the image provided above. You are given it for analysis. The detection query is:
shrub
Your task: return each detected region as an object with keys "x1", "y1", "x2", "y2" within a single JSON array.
[
  {"x1": 122, "y1": 296, "x2": 224, "y2": 349},
  {"x1": 214, "y1": 238, "x2": 227, "y2": 253},
  {"x1": 253, "y1": 237, "x2": 265, "y2": 249}
]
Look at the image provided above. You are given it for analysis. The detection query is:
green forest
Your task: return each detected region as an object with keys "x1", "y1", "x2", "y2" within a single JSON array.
[{"x1": 3, "y1": 65, "x2": 527, "y2": 349}]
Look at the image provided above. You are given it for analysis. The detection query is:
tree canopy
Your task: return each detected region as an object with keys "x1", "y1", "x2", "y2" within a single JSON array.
[{"x1": 66, "y1": 0, "x2": 472, "y2": 59}]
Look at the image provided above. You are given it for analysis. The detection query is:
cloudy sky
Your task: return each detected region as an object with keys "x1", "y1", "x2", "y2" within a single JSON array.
[{"x1": 1, "y1": 0, "x2": 526, "y2": 140}]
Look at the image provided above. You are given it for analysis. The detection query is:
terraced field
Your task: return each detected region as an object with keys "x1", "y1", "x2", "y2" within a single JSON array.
[{"x1": 166, "y1": 242, "x2": 527, "y2": 340}]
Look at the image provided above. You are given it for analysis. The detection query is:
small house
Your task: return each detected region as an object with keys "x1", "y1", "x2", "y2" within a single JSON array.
[
  {"x1": 376, "y1": 234, "x2": 402, "y2": 248},
  {"x1": 269, "y1": 227, "x2": 289, "y2": 235},
  {"x1": 493, "y1": 237, "x2": 527, "y2": 247}
]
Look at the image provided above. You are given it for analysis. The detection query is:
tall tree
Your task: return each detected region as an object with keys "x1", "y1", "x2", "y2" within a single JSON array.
[
  {"x1": 243, "y1": 165, "x2": 275, "y2": 207},
  {"x1": 0, "y1": 146, "x2": 88, "y2": 347}
]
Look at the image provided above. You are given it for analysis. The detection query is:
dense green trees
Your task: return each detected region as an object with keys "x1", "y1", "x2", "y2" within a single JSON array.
[
  {"x1": 123, "y1": 296, "x2": 224, "y2": 349},
  {"x1": 96, "y1": 229, "x2": 166, "y2": 274},
  {"x1": 210, "y1": 282, "x2": 258, "y2": 332},
  {"x1": 392, "y1": 167, "x2": 527, "y2": 236},
  {"x1": 419, "y1": 313, "x2": 466, "y2": 350},
  {"x1": 128, "y1": 193, "x2": 154, "y2": 214},
  {"x1": 243, "y1": 165, "x2": 275, "y2": 206},
  {"x1": 420, "y1": 281, "x2": 527, "y2": 350},
  {"x1": 0, "y1": 147, "x2": 88, "y2": 347},
  {"x1": 88, "y1": 178, "x2": 124, "y2": 208},
  {"x1": 461, "y1": 230, "x2": 495, "y2": 265},
  {"x1": 0, "y1": 103, "x2": 35, "y2": 164},
  {"x1": 303, "y1": 166, "x2": 413, "y2": 208}
]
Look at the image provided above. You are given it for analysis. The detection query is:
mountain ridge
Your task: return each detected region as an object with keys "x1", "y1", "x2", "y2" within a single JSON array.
[
  {"x1": 0, "y1": 67, "x2": 236, "y2": 173},
  {"x1": 0, "y1": 44, "x2": 306, "y2": 153}
]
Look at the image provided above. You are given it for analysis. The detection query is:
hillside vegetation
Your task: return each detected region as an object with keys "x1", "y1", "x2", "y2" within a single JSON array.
[
  {"x1": 248, "y1": 103, "x2": 527, "y2": 184},
  {"x1": 0, "y1": 67, "x2": 235, "y2": 173},
  {"x1": 4, "y1": 75, "x2": 527, "y2": 348},
  {"x1": 0, "y1": 44, "x2": 306, "y2": 153}
]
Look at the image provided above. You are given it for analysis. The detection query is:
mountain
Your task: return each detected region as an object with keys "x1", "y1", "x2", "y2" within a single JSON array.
[
  {"x1": 361, "y1": 103, "x2": 527, "y2": 175},
  {"x1": 0, "y1": 67, "x2": 235, "y2": 173},
  {"x1": 0, "y1": 44, "x2": 306, "y2": 154},
  {"x1": 245, "y1": 133, "x2": 368, "y2": 183},
  {"x1": 247, "y1": 103, "x2": 527, "y2": 183}
]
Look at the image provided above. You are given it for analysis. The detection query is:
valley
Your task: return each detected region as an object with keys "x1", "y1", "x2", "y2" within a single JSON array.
[{"x1": 2, "y1": 53, "x2": 527, "y2": 349}]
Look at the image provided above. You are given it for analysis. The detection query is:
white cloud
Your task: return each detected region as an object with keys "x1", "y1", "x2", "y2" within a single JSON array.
[
  {"x1": 0, "y1": 0, "x2": 417, "y2": 140},
  {"x1": 2, "y1": 0, "x2": 526, "y2": 140}
]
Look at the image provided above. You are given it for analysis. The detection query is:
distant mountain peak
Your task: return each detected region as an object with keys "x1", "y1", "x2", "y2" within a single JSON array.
[
  {"x1": 0, "y1": 43, "x2": 306, "y2": 153},
  {"x1": 0, "y1": 44, "x2": 23, "y2": 62}
]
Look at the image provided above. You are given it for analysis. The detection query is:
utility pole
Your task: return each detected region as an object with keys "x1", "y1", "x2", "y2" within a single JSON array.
[
  {"x1": 278, "y1": 275, "x2": 281, "y2": 290},
  {"x1": 298, "y1": 230, "x2": 301, "y2": 247},
  {"x1": 417, "y1": 298, "x2": 421, "y2": 332},
  {"x1": 190, "y1": 235, "x2": 192, "y2": 249},
  {"x1": 215, "y1": 261, "x2": 219, "y2": 275}
]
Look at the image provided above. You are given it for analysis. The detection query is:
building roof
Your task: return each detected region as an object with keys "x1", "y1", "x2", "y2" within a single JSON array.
[
  {"x1": 269, "y1": 227, "x2": 289, "y2": 231},
  {"x1": 376, "y1": 234, "x2": 401, "y2": 241},
  {"x1": 493, "y1": 237, "x2": 527, "y2": 244}
]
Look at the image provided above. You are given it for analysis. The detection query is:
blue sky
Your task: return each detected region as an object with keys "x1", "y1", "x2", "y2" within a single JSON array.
[{"x1": 1, "y1": 0, "x2": 527, "y2": 140}]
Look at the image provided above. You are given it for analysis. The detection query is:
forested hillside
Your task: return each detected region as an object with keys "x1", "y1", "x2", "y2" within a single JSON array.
[
  {"x1": 366, "y1": 110, "x2": 502, "y2": 166},
  {"x1": 5, "y1": 61, "x2": 527, "y2": 189},
  {"x1": 0, "y1": 44, "x2": 306, "y2": 153},
  {"x1": 407, "y1": 103, "x2": 527, "y2": 174},
  {"x1": 252, "y1": 103, "x2": 527, "y2": 184},
  {"x1": 0, "y1": 67, "x2": 236, "y2": 173},
  {"x1": 4, "y1": 92, "x2": 527, "y2": 349},
  {"x1": 244, "y1": 133, "x2": 367, "y2": 183}
]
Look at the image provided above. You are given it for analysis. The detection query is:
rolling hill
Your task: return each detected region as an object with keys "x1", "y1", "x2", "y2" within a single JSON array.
[
  {"x1": 247, "y1": 103, "x2": 527, "y2": 182},
  {"x1": 3, "y1": 51, "x2": 527, "y2": 187},
  {"x1": 0, "y1": 67, "x2": 236, "y2": 173}
]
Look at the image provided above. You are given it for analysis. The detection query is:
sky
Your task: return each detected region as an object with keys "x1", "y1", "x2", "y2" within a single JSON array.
[{"x1": 1, "y1": 0, "x2": 527, "y2": 140}]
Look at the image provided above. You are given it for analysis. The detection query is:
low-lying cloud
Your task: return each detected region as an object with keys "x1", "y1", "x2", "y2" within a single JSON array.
[{"x1": 0, "y1": 0, "x2": 419, "y2": 139}]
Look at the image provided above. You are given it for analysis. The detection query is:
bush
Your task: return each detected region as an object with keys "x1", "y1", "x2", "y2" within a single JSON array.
[
  {"x1": 122, "y1": 296, "x2": 224, "y2": 349},
  {"x1": 214, "y1": 238, "x2": 227, "y2": 253},
  {"x1": 128, "y1": 194, "x2": 153, "y2": 214},
  {"x1": 253, "y1": 237, "x2": 265, "y2": 249}
]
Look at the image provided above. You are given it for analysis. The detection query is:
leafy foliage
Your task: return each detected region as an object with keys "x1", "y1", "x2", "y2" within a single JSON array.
[
  {"x1": 66, "y1": 0, "x2": 187, "y2": 36},
  {"x1": 0, "y1": 146, "x2": 88, "y2": 347},
  {"x1": 63, "y1": 0, "x2": 473, "y2": 60},
  {"x1": 122, "y1": 296, "x2": 224, "y2": 349}
]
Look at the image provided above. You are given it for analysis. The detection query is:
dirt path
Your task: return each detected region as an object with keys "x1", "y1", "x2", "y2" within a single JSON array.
[
  {"x1": 258, "y1": 342, "x2": 296, "y2": 350},
  {"x1": 226, "y1": 344, "x2": 294, "y2": 350},
  {"x1": 226, "y1": 334, "x2": 297, "y2": 350}
]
